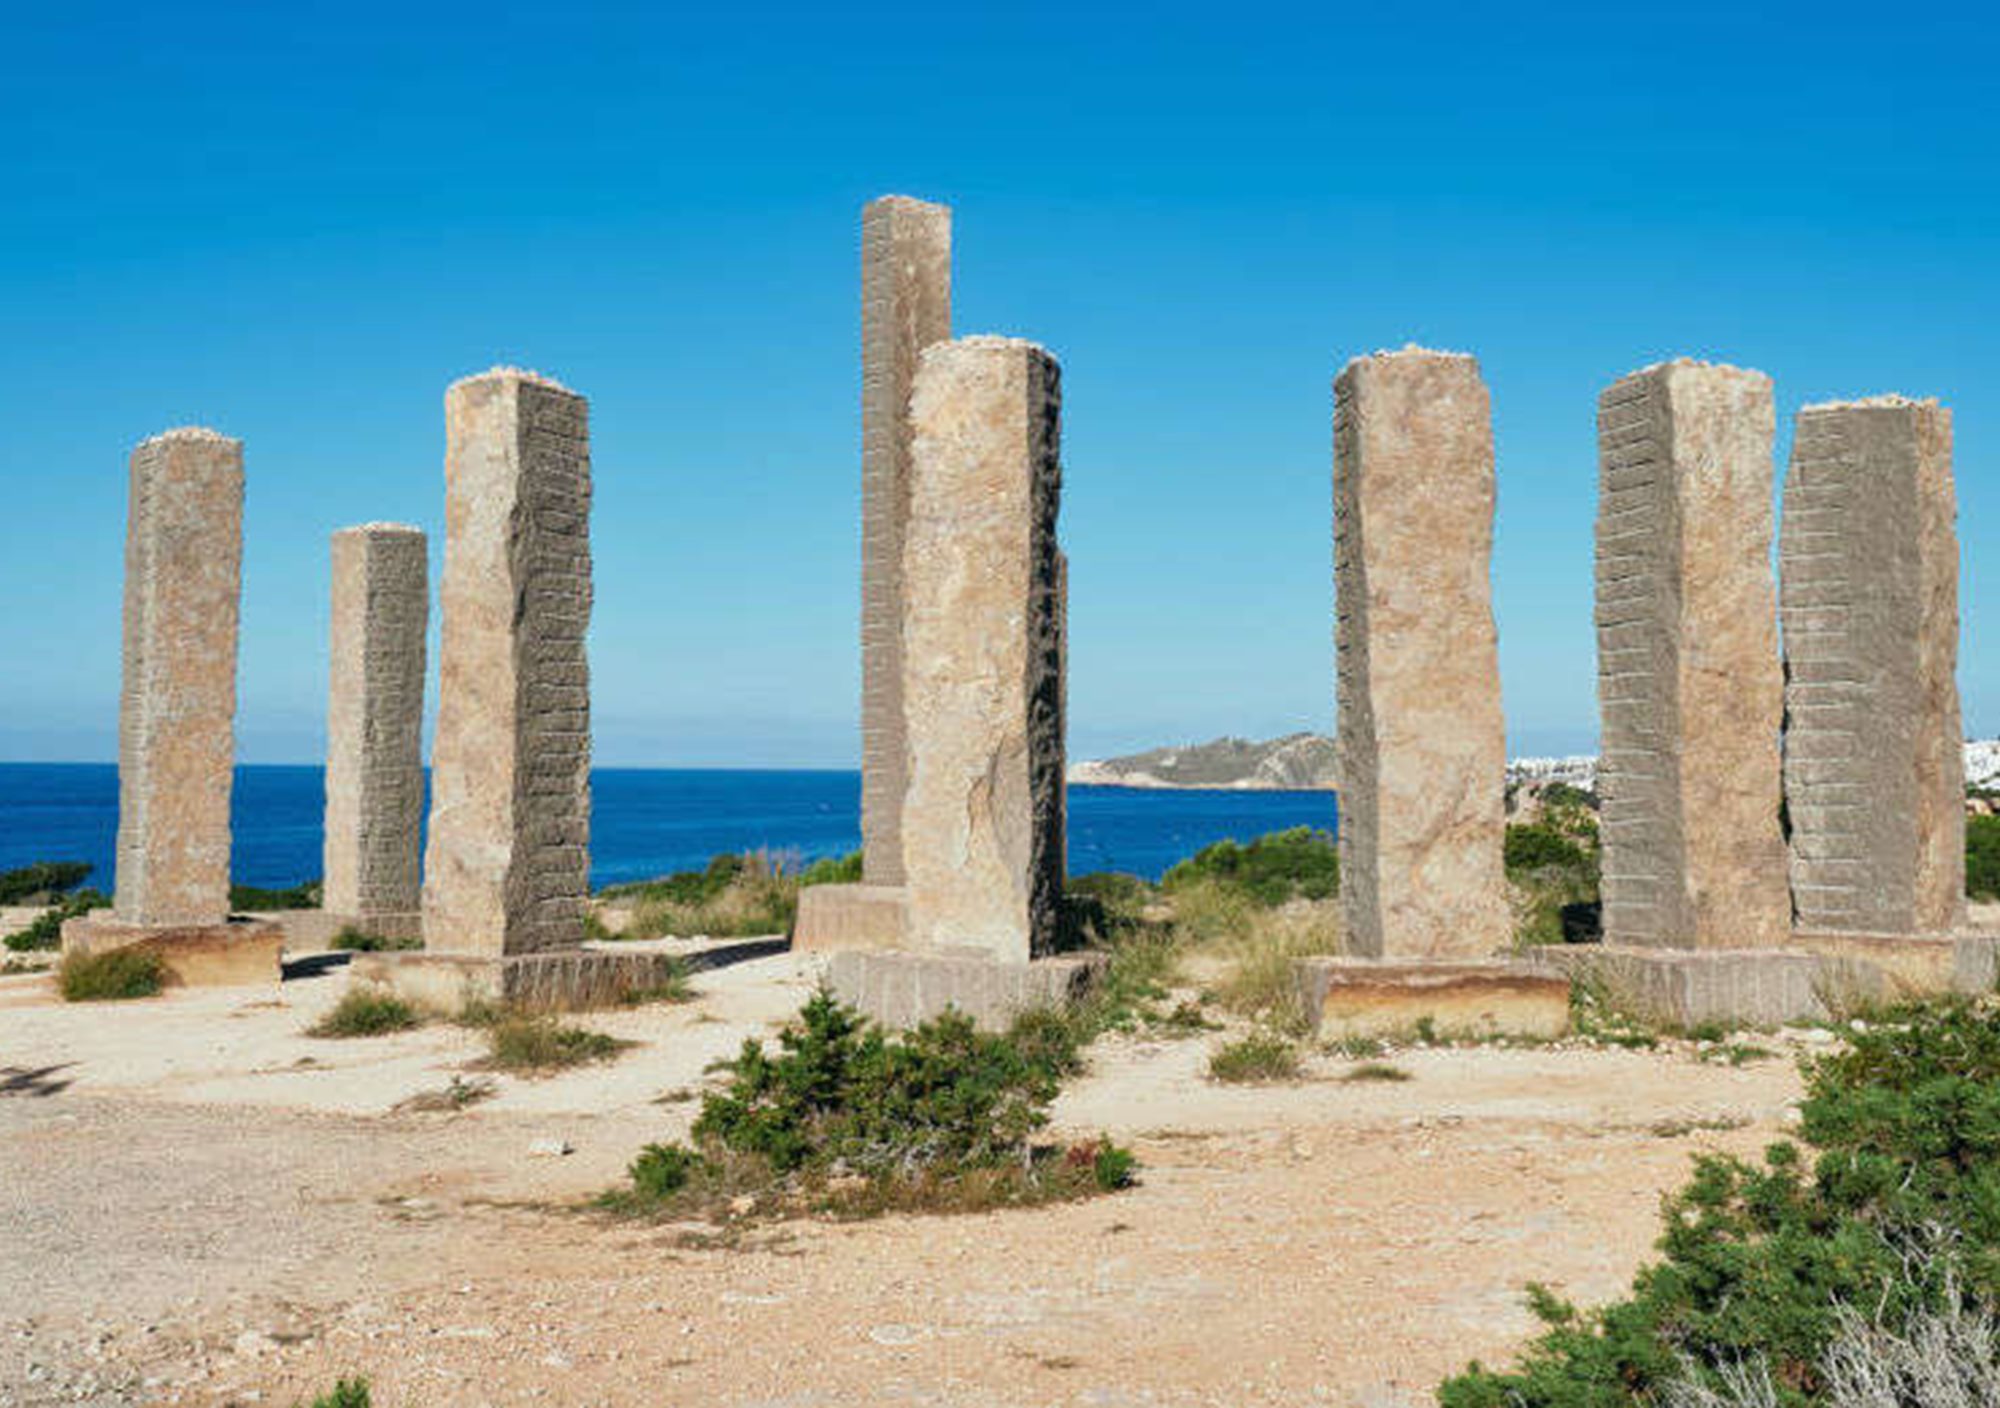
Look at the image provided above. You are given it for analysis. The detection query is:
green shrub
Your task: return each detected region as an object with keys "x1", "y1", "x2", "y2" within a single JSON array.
[
  {"x1": 606, "y1": 989, "x2": 1134, "y2": 1218},
  {"x1": 1505, "y1": 823, "x2": 1591, "y2": 876},
  {"x1": 1969, "y1": 815, "x2": 2000, "y2": 901},
  {"x1": 481, "y1": 1014, "x2": 628, "y2": 1072},
  {"x1": 631, "y1": 1141, "x2": 704, "y2": 1198},
  {"x1": 4, "y1": 887, "x2": 109, "y2": 951},
  {"x1": 1162, "y1": 827, "x2": 1338, "y2": 907},
  {"x1": 800, "y1": 850, "x2": 864, "y2": 886},
  {"x1": 0, "y1": 860, "x2": 92, "y2": 905},
  {"x1": 1208, "y1": 1032, "x2": 1300, "y2": 1083},
  {"x1": 1344, "y1": 1062, "x2": 1412, "y2": 1083},
  {"x1": 308, "y1": 1378, "x2": 371, "y2": 1408},
  {"x1": 607, "y1": 851, "x2": 801, "y2": 939},
  {"x1": 329, "y1": 927, "x2": 420, "y2": 952},
  {"x1": 59, "y1": 947, "x2": 166, "y2": 1001},
  {"x1": 1438, "y1": 1000, "x2": 2000, "y2": 1408},
  {"x1": 309, "y1": 988, "x2": 423, "y2": 1038},
  {"x1": 230, "y1": 879, "x2": 320, "y2": 911}
]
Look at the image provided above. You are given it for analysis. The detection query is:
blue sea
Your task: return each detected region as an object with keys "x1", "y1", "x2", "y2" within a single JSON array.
[{"x1": 0, "y1": 764, "x2": 1336, "y2": 892}]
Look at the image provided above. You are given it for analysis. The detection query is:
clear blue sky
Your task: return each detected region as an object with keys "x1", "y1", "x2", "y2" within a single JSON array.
[{"x1": 2, "y1": 2, "x2": 1994, "y2": 766}]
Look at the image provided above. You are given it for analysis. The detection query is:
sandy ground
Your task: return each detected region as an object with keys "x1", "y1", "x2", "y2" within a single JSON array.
[{"x1": 0, "y1": 951, "x2": 1814, "y2": 1407}]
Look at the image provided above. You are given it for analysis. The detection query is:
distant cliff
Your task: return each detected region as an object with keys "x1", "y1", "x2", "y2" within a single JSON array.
[{"x1": 1068, "y1": 734, "x2": 1339, "y2": 791}]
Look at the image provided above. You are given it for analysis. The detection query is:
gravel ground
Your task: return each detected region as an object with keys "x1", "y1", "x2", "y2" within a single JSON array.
[{"x1": 1, "y1": 953, "x2": 1811, "y2": 1407}]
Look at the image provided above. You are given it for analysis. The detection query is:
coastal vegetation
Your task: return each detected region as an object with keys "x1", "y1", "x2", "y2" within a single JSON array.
[
  {"x1": 57, "y1": 946, "x2": 165, "y2": 1001},
  {"x1": 1439, "y1": 999, "x2": 2000, "y2": 1407},
  {"x1": 4, "y1": 885, "x2": 109, "y2": 951},
  {"x1": 229, "y1": 879, "x2": 320, "y2": 911},
  {"x1": 308, "y1": 988, "x2": 424, "y2": 1038},
  {"x1": 600, "y1": 848, "x2": 861, "y2": 940},
  {"x1": 602, "y1": 989, "x2": 1135, "y2": 1222},
  {"x1": 0, "y1": 860, "x2": 93, "y2": 905}
]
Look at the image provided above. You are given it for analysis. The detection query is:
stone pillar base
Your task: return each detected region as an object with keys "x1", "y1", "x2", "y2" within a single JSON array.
[
  {"x1": 1294, "y1": 957, "x2": 1571, "y2": 1041},
  {"x1": 61, "y1": 914, "x2": 284, "y2": 988},
  {"x1": 1528, "y1": 935, "x2": 2000, "y2": 1030},
  {"x1": 792, "y1": 884, "x2": 907, "y2": 952},
  {"x1": 826, "y1": 949, "x2": 1102, "y2": 1030},
  {"x1": 253, "y1": 909, "x2": 423, "y2": 951},
  {"x1": 351, "y1": 947, "x2": 686, "y2": 1013}
]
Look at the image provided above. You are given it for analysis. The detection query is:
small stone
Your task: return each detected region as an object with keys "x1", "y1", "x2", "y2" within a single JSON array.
[
  {"x1": 527, "y1": 1139, "x2": 573, "y2": 1158},
  {"x1": 231, "y1": 1331, "x2": 277, "y2": 1359}
]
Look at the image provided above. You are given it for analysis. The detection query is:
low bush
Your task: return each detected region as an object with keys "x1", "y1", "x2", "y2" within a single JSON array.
[
  {"x1": 308, "y1": 1379, "x2": 372, "y2": 1408},
  {"x1": 230, "y1": 879, "x2": 320, "y2": 911},
  {"x1": 1161, "y1": 827, "x2": 1338, "y2": 907},
  {"x1": 309, "y1": 988, "x2": 423, "y2": 1038},
  {"x1": 4, "y1": 887, "x2": 109, "y2": 951},
  {"x1": 480, "y1": 1014, "x2": 629, "y2": 1073},
  {"x1": 800, "y1": 850, "x2": 863, "y2": 886},
  {"x1": 1343, "y1": 1061, "x2": 1412, "y2": 1083},
  {"x1": 0, "y1": 860, "x2": 92, "y2": 905},
  {"x1": 329, "y1": 927, "x2": 420, "y2": 952},
  {"x1": 603, "y1": 989, "x2": 1134, "y2": 1220},
  {"x1": 1438, "y1": 1000, "x2": 2000, "y2": 1407},
  {"x1": 607, "y1": 851, "x2": 802, "y2": 939},
  {"x1": 1208, "y1": 1031, "x2": 1301, "y2": 1083},
  {"x1": 58, "y1": 947, "x2": 165, "y2": 1001},
  {"x1": 1507, "y1": 819, "x2": 1601, "y2": 948},
  {"x1": 1968, "y1": 815, "x2": 2000, "y2": 901}
]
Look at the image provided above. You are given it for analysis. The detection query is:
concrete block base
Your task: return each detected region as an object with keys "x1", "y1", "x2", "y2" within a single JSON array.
[
  {"x1": 826, "y1": 949, "x2": 1103, "y2": 1030},
  {"x1": 351, "y1": 947, "x2": 687, "y2": 1013},
  {"x1": 61, "y1": 915, "x2": 284, "y2": 988},
  {"x1": 1295, "y1": 958, "x2": 1571, "y2": 1041},
  {"x1": 792, "y1": 884, "x2": 907, "y2": 952},
  {"x1": 1525, "y1": 945, "x2": 1882, "y2": 1028},
  {"x1": 254, "y1": 909, "x2": 423, "y2": 951},
  {"x1": 1787, "y1": 931, "x2": 2000, "y2": 1000}
]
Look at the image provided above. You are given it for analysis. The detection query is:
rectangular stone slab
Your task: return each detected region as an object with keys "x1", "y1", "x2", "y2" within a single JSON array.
[
  {"x1": 1333, "y1": 348, "x2": 1508, "y2": 958},
  {"x1": 860, "y1": 195, "x2": 951, "y2": 888},
  {"x1": 1295, "y1": 957, "x2": 1570, "y2": 1040},
  {"x1": 421, "y1": 370, "x2": 592, "y2": 958},
  {"x1": 114, "y1": 429, "x2": 245, "y2": 927},
  {"x1": 1595, "y1": 361, "x2": 1788, "y2": 949},
  {"x1": 791, "y1": 883, "x2": 908, "y2": 952},
  {"x1": 900, "y1": 336, "x2": 1065, "y2": 963},
  {"x1": 1781, "y1": 397, "x2": 1964, "y2": 935},
  {"x1": 62, "y1": 914, "x2": 282, "y2": 988},
  {"x1": 323, "y1": 523, "x2": 427, "y2": 925}
]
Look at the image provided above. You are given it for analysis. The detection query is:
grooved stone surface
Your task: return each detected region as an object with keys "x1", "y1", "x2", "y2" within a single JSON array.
[
  {"x1": 1782, "y1": 398, "x2": 1964, "y2": 935},
  {"x1": 826, "y1": 949, "x2": 1100, "y2": 1031},
  {"x1": 901, "y1": 337, "x2": 1065, "y2": 963},
  {"x1": 1595, "y1": 361, "x2": 1788, "y2": 950},
  {"x1": 860, "y1": 195, "x2": 951, "y2": 888},
  {"x1": 323, "y1": 524, "x2": 428, "y2": 921},
  {"x1": 422, "y1": 370, "x2": 592, "y2": 958},
  {"x1": 1333, "y1": 349, "x2": 1508, "y2": 959},
  {"x1": 113, "y1": 429, "x2": 245, "y2": 927}
]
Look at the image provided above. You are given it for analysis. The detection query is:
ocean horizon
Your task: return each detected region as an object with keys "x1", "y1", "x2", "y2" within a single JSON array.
[{"x1": 0, "y1": 762, "x2": 1338, "y2": 893}]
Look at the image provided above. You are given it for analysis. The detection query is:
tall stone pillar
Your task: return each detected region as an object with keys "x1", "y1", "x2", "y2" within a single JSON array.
[
  {"x1": 900, "y1": 336, "x2": 1065, "y2": 963},
  {"x1": 1595, "y1": 360, "x2": 1788, "y2": 949},
  {"x1": 62, "y1": 428, "x2": 281, "y2": 985},
  {"x1": 421, "y1": 369, "x2": 592, "y2": 959},
  {"x1": 1332, "y1": 348, "x2": 1508, "y2": 959},
  {"x1": 322, "y1": 523, "x2": 427, "y2": 940},
  {"x1": 860, "y1": 194, "x2": 951, "y2": 888},
  {"x1": 1782, "y1": 397, "x2": 1964, "y2": 936}
]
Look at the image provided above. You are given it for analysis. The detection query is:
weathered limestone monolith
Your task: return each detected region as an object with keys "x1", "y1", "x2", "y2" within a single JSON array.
[
  {"x1": 861, "y1": 195, "x2": 951, "y2": 888},
  {"x1": 319, "y1": 523, "x2": 428, "y2": 943},
  {"x1": 1594, "y1": 360, "x2": 1789, "y2": 950},
  {"x1": 1332, "y1": 348, "x2": 1510, "y2": 959},
  {"x1": 901, "y1": 336, "x2": 1065, "y2": 961},
  {"x1": 1782, "y1": 397, "x2": 1965, "y2": 937},
  {"x1": 62, "y1": 428, "x2": 282, "y2": 985},
  {"x1": 828, "y1": 335, "x2": 1092, "y2": 1026},
  {"x1": 796, "y1": 194, "x2": 951, "y2": 952},
  {"x1": 356, "y1": 370, "x2": 672, "y2": 1008}
]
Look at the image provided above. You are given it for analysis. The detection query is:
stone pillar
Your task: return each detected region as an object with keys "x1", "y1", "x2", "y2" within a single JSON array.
[
  {"x1": 63, "y1": 428, "x2": 281, "y2": 985},
  {"x1": 1332, "y1": 348, "x2": 1508, "y2": 959},
  {"x1": 900, "y1": 336, "x2": 1065, "y2": 963},
  {"x1": 860, "y1": 194, "x2": 951, "y2": 888},
  {"x1": 1782, "y1": 397, "x2": 1964, "y2": 935},
  {"x1": 421, "y1": 369, "x2": 592, "y2": 958},
  {"x1": 322, "y1": 523, "x2": 427, "y2": 939},
  {"x1": 113, "y1": 429, "x2": 245, "y2": 925},
  {"x1": 1595, "y1": 360, "x2": 1788, "y2": 949}
]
